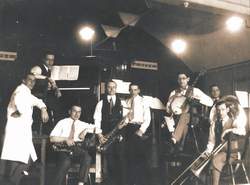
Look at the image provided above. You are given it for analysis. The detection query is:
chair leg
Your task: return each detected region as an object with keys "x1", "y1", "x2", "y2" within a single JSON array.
[
  {"x1": 241, "y1": 163, "x2": 250, "y2": 183},
  {"x1": 229, "y1": 164, "x2": 236, "y2": 185}
]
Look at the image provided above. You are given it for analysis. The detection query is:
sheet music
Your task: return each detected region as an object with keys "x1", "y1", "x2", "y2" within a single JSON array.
[{"x1": 51, "y1": 65, "x2": 79, "y2": 81}]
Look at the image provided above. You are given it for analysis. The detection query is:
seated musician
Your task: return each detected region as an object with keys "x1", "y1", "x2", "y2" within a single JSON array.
[
  {"x1": 165, "y1": 72, "x2": 213, "y2": 149},
  {"x1": 204, "y1": 99, "x2": 246, "y2": 185},
  {"x1": 50, "y1": 104, "x2": 101, "y2": 185}
]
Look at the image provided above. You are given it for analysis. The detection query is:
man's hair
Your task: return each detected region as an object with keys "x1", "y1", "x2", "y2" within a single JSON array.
[
  {"x1": 215, "y1": 100, "x2": 227, "y2": 108},
  {"x1": 209, "y1": 84, "x2": 220, "y2": 91},
  {"x1": 106, "y1": 80, "x2": 117, "y2": 87},
  {"x1": 69, "y1": 103, "x2": 82, "y2": 110},
  {"x1": 129, "y1": 82, "x2": 140, "y2": 89},
  {"x1": 177, "y1": 72, "x2": 190, "y2": 78},
  {"x1": 22, "y1": 72, "x2": 35, "y2": 80}
]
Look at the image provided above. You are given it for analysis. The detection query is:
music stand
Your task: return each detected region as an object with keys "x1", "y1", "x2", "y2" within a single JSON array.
[{"x1": 143, "y1": 96, "x2": 165, "y2": 168}]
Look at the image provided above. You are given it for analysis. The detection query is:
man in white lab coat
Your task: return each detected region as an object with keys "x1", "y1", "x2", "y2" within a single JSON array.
[{"x1": 0, "y1": 73, "x2": 49, "y2": 185}]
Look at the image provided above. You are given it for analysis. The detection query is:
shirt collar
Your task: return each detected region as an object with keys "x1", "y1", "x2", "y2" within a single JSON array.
[
  {"x1": 218, "y1": 115, "x2": 229, "y2": 123},
  {"x1": 107, "y1": 95, "x2": 116, "y2": 100},
  {"x1": 179, "y1": 85, "x2": 189, "y2": 91},
  {"x1": 43, "y1": 64, "x2": 49, "y2": 71},
  {"x1": 20, "y1": 83, "x2": 31, "y2": 93}
]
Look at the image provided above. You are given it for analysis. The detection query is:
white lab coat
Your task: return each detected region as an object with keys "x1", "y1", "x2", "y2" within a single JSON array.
[{"x1": 1, "y1": 84, "x2": 46, "y2": 164}]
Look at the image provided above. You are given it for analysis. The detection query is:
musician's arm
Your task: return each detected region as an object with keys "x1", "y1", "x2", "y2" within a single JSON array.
[
  {"x1": 137, "y1": 100, "x2": 151, "y2": 135},
  {"x1": 50, "y1": 136, "x2": 68, "y2": 143},
  {"x1": 166, "y1": 91, "x2": 175, "y2": 115},
  {"x1": 193, "y1": 88, "x2": 213, "y2": 107},
  {"x1": 93, "y1": 101, "x2": 108, "y2": 143},
  {"x1": 50, "y1": 120, "x2": 68, "y2": 143},
  {"x1": 232, "y1": 105, "x2": 247, "y2": 136},
  {"x1": 205, "y1": 122, "x2": 216, "y2": 154},
  {"x1": 78, "y1": 124, "x2": 102, "y2": 140},
  {"x1": 30, "y1": 66, "x2": 47, "y2": 79},
  {"x1": 93, "y1": 100, "x2": 103, "y2": 132}
]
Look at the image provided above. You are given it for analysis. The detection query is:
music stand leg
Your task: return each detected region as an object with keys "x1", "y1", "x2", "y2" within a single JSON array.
[{"x1": 190, "y1": 124, "x2": 200, "y2": 154}]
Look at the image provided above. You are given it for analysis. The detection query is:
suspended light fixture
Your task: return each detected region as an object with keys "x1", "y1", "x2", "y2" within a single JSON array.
[
  {"x1": 226, "y1": 16, "x2": 244, "y2": 33},
  {"x1": 171, "y1": 39, "x2": 187, "y2": 54}
]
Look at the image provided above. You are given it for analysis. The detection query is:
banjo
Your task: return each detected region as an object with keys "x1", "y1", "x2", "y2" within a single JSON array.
[{"x1": 170, "y1": 70, "x2": 206, "y2": 115}]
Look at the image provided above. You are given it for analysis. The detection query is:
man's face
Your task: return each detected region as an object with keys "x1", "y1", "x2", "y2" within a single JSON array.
[
  {"x1": 23, "y1": 74, "x2": 36, "y2": 90},
  {"x1": 216, "y1": 103, "x2": 229, "y2": 119},
  {"x1": 44, "y1": 54, "x2": 54, "y2": 69},
  {"x1": 178, "y1": 74, "x2": 189, "y2": 89},
  {"x1": 69, "y1": 106, "x2": 82, "y2": 120},
  {"x1": 210, "y1": 86, "x2": 220, "y2": 99},
  {"x1": 106, "y1": 82, "x2": 117, "y2": 95},
  {"x1": 129, "y1": 85, "x2": 140, "y2": 97}
]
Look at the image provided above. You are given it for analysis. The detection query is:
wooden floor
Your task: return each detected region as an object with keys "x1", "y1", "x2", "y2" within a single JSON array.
[{"x1": 16, "y1": 163, "x2": 250, "y2": 185}]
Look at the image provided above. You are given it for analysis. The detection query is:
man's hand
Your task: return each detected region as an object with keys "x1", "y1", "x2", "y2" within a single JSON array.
[
  {"x1": 41, "y1": 108, "x2": 49, "y2": 123},
  {"x1": 135, "y1": 129, "x2": 143, "y2": 137},
  {"x1": 201, "y1": 151, "x2": 210, "y2": 158},
  {"x1": 66, "y1": 138, "x2": 75, "y2": 146},
  {"x1": 98, "y1": 134, "x2": 108, "y2": 144},
  {"x1": 221, "y1": 129, "x2": 233, "y2": 141},
  {"x1": 79, "y1": 129, "x2": 87, "y2": 140},
  {"x1": 11, "y1": 111, "x2": 21, "y2": 118},
  {"x1": 48, "y1": 78, "x2": 57, "y2": 89}
]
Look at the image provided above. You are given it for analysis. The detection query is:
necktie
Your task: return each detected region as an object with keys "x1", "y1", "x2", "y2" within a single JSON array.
[
  {"x1": 109, "y1": 97, "x2": 114, "y2": 115},
  {"x1": 68, "y1": 120, "x2": 76, "y2": 140},
  {"x1": 128, "y1": 97, "x2": 135, "y2": 121},
  {"x1": 215, "y1": 119, "x2": 223, "y2": 146}
]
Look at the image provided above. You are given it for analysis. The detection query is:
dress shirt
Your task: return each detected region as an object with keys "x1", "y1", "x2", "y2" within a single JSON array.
[
  {"x1": 166, "y1": 86, "x2": 213, "y2": 113},
  {"x1": 50, "y1": 118, "x2": 101, "y2": 142},
  {"x1": 123, "y1": 95, "x2": 151, "y2": 134},
  {"x1": 165, "y1": 86, "x2": 213, "y2": 131},
  {"x1": 93, "y1": 95, "x2": 116, "y2": 130},
  {"x1": 1, "y1": 84, "x2": 46, "y2": 164},
  {"x1": 205, "y1": 114, "x2": 246, "y2": 153}
]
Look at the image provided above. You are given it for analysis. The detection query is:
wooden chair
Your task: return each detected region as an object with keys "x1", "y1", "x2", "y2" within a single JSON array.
[{"x1": 66, "y1": 152, "x2": 102, "y2": 185}]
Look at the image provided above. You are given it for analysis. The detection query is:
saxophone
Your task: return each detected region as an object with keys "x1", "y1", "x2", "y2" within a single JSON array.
[{"x1": 97, "y1": 115, "x2": 129, "y2": 152}]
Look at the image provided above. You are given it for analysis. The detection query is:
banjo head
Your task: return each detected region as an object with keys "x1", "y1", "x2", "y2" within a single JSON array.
[{"x1": 170, "y1": 96, "x2": 188, "y2": 115}]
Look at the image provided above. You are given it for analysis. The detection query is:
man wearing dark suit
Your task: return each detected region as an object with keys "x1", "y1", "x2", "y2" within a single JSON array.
[{"x1": 93, "y1": 80, "x2": 126, "y2": 185}]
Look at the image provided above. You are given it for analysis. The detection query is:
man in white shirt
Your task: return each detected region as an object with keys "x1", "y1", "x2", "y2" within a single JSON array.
[
  {"x1": 165, "y1": 73, "x2": 213, "y2": 149},
  {"x1": 204, "y1": 100, "x2": 246, "y2": 185},
  {"x1": 50, "y1": 104, "x2": 100, "y2": 185},
  {"x1": 93, "y1": 80, "x2": 125, "y2": 185},
  {"x1": 123, "y1": 83, "x2": 151, "y2": 185},
  {"x1": 1, "y1": 73, "x2": 49, "y2": 185}
]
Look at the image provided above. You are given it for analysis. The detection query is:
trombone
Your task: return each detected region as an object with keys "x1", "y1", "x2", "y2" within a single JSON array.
[{"x1": 171, "y1": 140, "x2": 227, "y2": 185}]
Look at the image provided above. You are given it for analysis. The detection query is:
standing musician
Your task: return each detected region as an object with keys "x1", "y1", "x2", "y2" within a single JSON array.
[
  {"x1": 50, "y1": 104, "x2": 101, "y2": 185},
  {"x1": 30, "y1": 53, "x2": 62, "y2": 134},
  {"x1": 123, "y1": 83, "x2": 151, "y2": 185},
  {"x1": 204, "y1": 98, "x2": 246, "y2": 185},
  {"x1": 93, "y1": 80, "x2": 126, "y2": 185},
  {"x1": 165, "y1": 72, "x2": 213, "y2": 149},
  {"x1": 30, "y1": 54, "x2": 61, "y2": 100},
  {"x1": 1, "y1": 73, "x2": 49, "y2": 185},
  {"x1": 209, "y1": 84, "x2": 221, "y2": 104}
]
